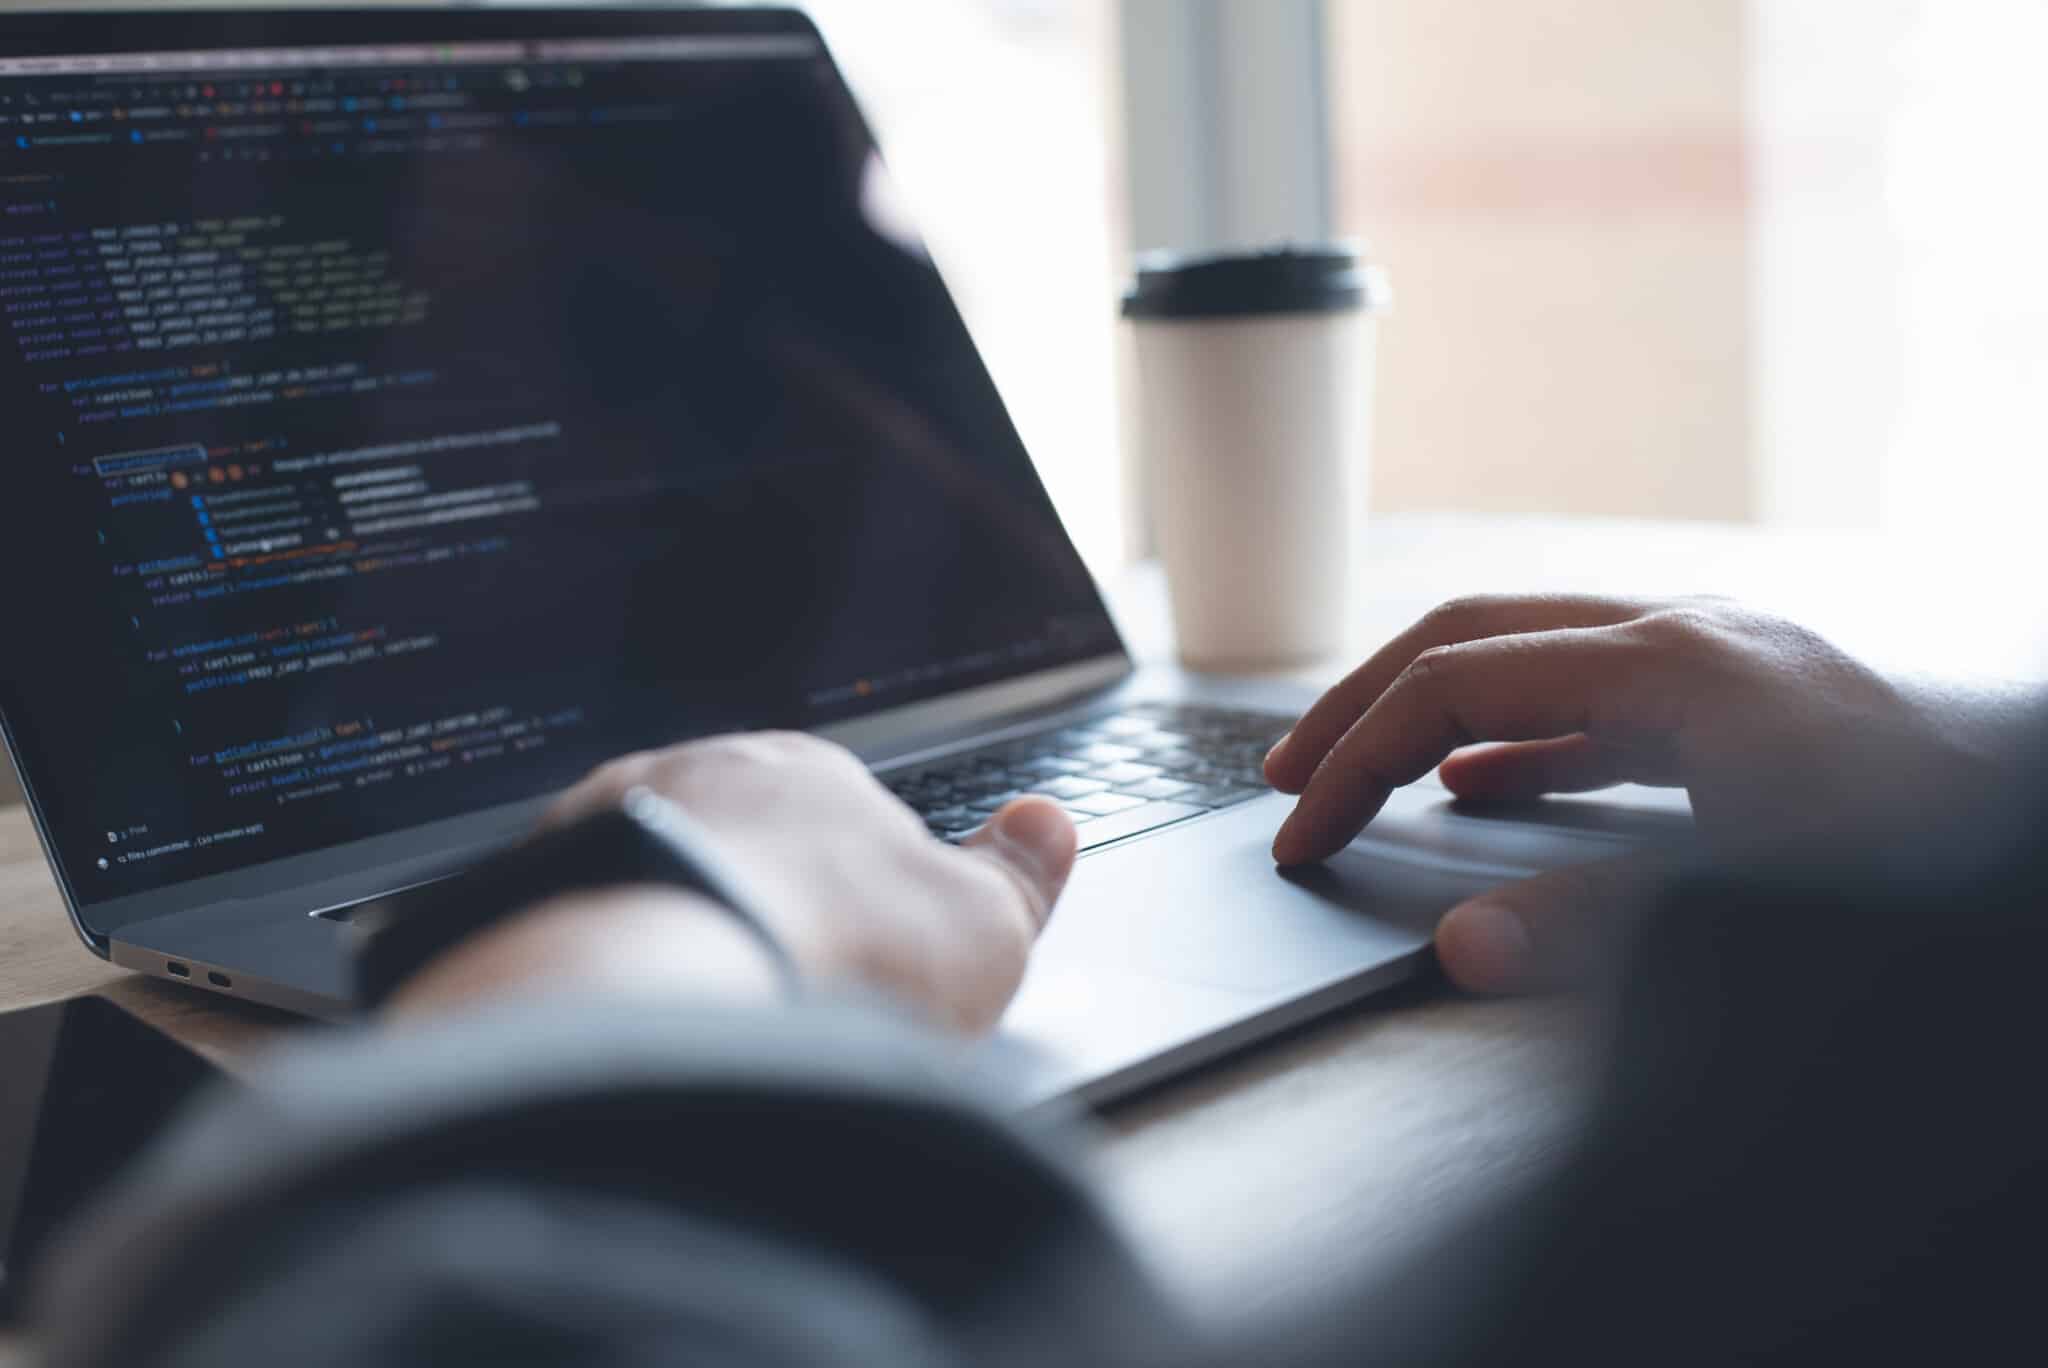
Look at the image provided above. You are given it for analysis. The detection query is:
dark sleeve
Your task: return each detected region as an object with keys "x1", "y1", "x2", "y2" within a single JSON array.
[
  {"x1": 32, "y1": 998, "x2": 1187, "y2": 1368},
  {"x1": 1259, "y1": 739, "x2": 2048, "y2": 1367}
]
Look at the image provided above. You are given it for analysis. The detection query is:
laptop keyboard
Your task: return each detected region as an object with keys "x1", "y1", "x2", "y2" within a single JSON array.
[{"x1": 882, "y1": 702, "x2": 1293, "y2": 853}]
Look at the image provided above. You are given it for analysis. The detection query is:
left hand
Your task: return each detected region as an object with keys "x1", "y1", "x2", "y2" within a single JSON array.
[{"x1": 389, "y1": 733, "x2": 1078, "y2": 1033}]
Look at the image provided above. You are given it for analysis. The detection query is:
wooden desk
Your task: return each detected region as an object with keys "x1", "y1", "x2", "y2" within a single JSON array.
[{"x1": 3, "y1": 513, "x2": 2040, "y2": 1338}]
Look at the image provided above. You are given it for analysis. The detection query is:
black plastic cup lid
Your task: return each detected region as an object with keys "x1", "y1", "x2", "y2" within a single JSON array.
[{"x1": 1121, "y1": 243, "x2": 1380, "y2": 321}]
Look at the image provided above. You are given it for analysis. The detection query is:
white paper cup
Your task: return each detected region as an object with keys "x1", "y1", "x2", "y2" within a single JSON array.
[{"x1": 1124, "y1": 246, "x2": 1385, "y2": 670}]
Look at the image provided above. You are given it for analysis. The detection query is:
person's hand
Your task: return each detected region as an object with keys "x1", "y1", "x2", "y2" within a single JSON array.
[
  {"x1": 389, "y1": 733, "x2": 1076, "y2": 1033},
  {"x1": 1263, "y1": 595, "x2": 2031, "y2": 993}
]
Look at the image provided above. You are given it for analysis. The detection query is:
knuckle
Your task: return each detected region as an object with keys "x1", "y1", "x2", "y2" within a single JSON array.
[
  {"x1": 584, "y1": 753, "x2": 649, "y2": 795},
  {"x1": 1669, "y1": 595, "x2": 1782, "y2": 642},
  {"x1": 885, "y1": 827, "x2": 954, "y2": 895},
  {"x1": 698, "y1": 732, "x2": 779, "y2": 762},
  {"x1": 1746, "y1": 611, "x2": 1839, "y2": 660},
  {"x1": 1634, "y1": 606, "x2": 1726, "y2": 653},
  {"x1": 943, "y1": 829, "x2": 1051, "y2": 927},
  {"x1": 753, "y1": 729, "x2": 822, "y2": 751},
  {"x1": 692, "y1": 730, "x2": 830, "y2": 770},
  {"x1": 760, "y1": 730, "x2": 859, "y2": 768},
  {"x1": 1405, "y1": 642, "x2": 1463, "y2": 684},
  {"x1": 1424, "y1": 594, "x2": 1506, "y2": 635},
  {"x1": 971, "y1": 851, "x2": 1046, "y2": 930}
]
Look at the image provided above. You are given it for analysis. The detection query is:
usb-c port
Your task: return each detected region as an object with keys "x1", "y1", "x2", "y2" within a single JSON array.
[
  {"x1": 166, "y1": 961, "x2": 190, "y2": 978},
  {"x1": 206, "y1": 971, "x2": 232, "y2": 989}
]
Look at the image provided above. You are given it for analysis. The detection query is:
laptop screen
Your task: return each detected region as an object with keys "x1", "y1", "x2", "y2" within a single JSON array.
[{"x1": 0, "y1": 10, "x2": 1120, "y2": 911}]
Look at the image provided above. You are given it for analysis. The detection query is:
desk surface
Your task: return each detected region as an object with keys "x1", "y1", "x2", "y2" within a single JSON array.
[{"x1": 2, "y1": 513, "x2": 2040, "y2": 1337}]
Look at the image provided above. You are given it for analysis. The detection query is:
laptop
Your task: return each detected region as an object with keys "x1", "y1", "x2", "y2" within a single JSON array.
[{"x1": 0, "y1": 5, "x2": 1673, "y2": 1104}]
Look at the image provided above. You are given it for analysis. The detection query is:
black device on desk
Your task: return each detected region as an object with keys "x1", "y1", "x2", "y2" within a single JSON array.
[{"x1": 0, "y1": 997, "x2": 221, "y2": 1319}]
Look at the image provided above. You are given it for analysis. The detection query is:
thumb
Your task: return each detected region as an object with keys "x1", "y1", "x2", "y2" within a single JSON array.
[
  {"x1": 960, "y1": 797, "x2": 1078, "y2": 933},
  {"x1": 1434, "y1": 855, "x2": 1669, "y2": 994}
]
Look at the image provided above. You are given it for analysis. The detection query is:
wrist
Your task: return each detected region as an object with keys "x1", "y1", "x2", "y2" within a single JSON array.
[
  {"x1": 383, "y1": 884, "x2": 783, "y2": 1021},
  {"x1": 360, "y1": 790, "x2": 798, "y2": 1009}
]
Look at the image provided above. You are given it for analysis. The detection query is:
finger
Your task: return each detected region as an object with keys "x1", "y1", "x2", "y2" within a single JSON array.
[
  {"x1": 539, "y1": 752, "x2": 659, "y2": 829},
  {"x1": 960, "y1": 797, "x2": 1077, "y2": 934},
  {"x1": 1264, "y1": 594, "x2": 1652, "y2": 793},
  {"x1": 1438, "y1": 735, "x2": 1639, "y2": 801},
  {"x1": 1273, "y1": 625, "x2": 1682, "y2": 864},
  {"x1": 1434, "y1": 856, "x2": 1668, "y2": 994}
]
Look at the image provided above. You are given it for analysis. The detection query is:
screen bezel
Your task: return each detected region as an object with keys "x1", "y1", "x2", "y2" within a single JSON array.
[{"x1": 0, "y1": 4, "x2": 1131, "y2": 950}]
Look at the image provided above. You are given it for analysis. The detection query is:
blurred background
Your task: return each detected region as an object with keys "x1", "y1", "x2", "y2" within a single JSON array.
[
  {"x1": 803, "y1": 0, "x2": 2047, "y2": 567},
  {"x1": 5, "y1": 0, "x2": 2045, "y2": 807}
]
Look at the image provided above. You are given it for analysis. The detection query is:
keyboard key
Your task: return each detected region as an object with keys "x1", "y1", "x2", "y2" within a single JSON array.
[
  {"x1": 1013, "y1": 756, "x2": 1091, "y2": 777},
  {"x1": 1074, "y1": 742, "x2": 1143, "y2": 764},
  {"x1": 1089, "y1": 761, "x2": 1163, "y2": 785},
  {"x1": 1066, "y1": 791, "x2": 1149, "y2": 817},
  {"x1": 1032, "y1": 776, "x2": 1110, "y2": 800},
  {"x1": 883, "y1": 707, "x2": 1288, "y2": 845},
  {"x1": 1073, "y1": 800, "x2": 1206, "y2": 851},
  {"x1": 1120, "y1": 777, "x2": 1198, "y2": 801}
]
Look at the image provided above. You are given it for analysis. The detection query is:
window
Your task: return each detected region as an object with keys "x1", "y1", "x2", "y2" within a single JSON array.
[
  {"x1": 1329, "y1": 0, "x2": 1751, "y2": 521},
  {"x1": 1326, "y1": 0, "x2": 2048, "y2": 531},
  {"x1": 1752, "y1": 0, "x2": 2048, "y2": 532}
]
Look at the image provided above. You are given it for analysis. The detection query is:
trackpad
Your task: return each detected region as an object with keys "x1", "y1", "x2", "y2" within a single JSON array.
[{"x1": 1032, "y1": 787, "x2": 1670, "y2": 994}]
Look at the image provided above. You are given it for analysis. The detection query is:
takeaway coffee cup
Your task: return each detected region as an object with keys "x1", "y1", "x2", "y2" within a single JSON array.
[{"x1": 1123, "y1": 245, "x2": 1385, "y2": 670}]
